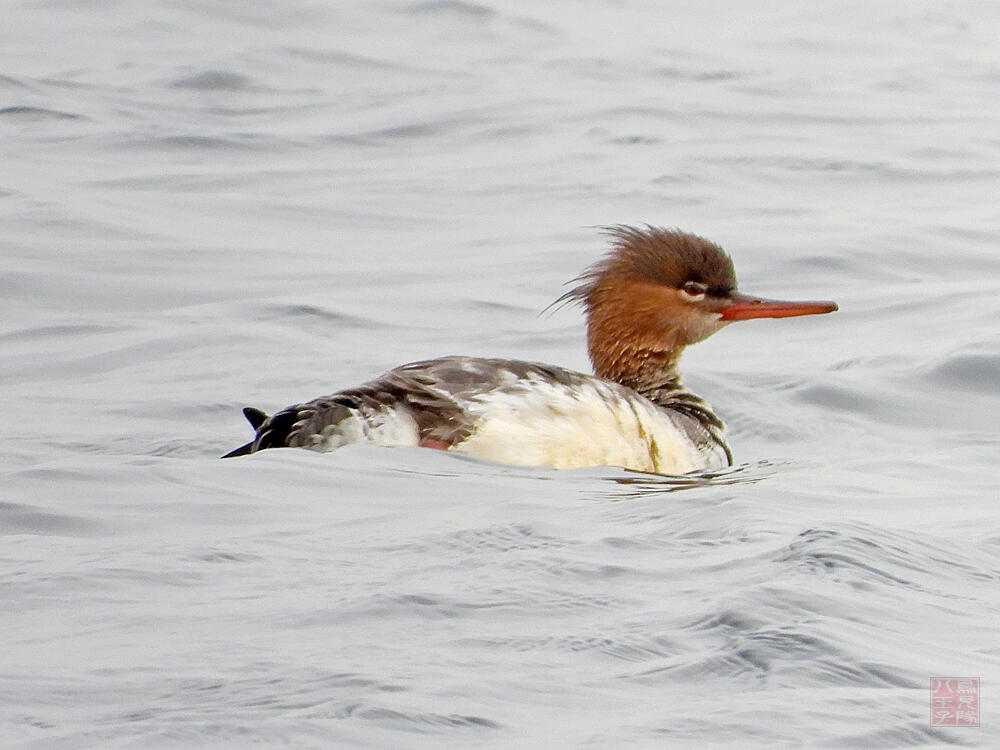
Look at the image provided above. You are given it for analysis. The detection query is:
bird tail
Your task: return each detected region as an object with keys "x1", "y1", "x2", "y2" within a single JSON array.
[{"x1": 220, "y1": 407, "x2": 270, "y2": 458}]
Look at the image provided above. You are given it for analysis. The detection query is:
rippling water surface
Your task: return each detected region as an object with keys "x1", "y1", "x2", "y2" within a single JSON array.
[{"x1": 3, "y1": 1, "x2": 999, "y2": 747}]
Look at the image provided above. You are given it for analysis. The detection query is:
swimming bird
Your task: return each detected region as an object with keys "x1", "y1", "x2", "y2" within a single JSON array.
[{"x1": 223, "y1": 226, "x2": 837, "y2": 473}]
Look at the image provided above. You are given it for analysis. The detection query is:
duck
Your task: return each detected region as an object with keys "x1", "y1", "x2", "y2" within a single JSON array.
[{"x1": 223, "y1": 226, "x2": 837, "y2": 473}]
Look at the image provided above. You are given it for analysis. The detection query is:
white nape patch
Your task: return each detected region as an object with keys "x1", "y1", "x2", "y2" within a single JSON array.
[
  {"x1": 452, "y1": 376, "x2": 714, "y2": 474},
  {"x1": 308, "y1": 406, "x2": 420, "y2": 452}
]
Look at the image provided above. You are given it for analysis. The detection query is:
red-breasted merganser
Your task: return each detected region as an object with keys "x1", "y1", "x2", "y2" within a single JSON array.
[{"x1": 223, "y1": 226, "x2": 837, "y2": 473}]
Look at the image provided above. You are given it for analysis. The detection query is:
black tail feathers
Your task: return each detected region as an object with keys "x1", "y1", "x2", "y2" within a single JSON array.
[
  {"x1": 220, "y1": 406, "x2": 271, "y2": 458},
  {"x1": 242, "y1": 407, "x2": 269, "y2": 430},
  {"x1": 221, "y1": 404, "x2": 310, "y2": 458},
  {"x1": 221, "y1": 441, "x2": 254, "y2": 458}
]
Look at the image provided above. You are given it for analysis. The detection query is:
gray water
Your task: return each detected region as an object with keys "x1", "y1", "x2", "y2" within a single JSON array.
[{"x1": 3, "y1": 1, "x2": 999, "y2": 748}]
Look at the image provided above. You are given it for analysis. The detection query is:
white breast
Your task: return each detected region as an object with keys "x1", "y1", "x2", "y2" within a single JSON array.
[{"x1": 451, "y1": 375, "x2": 722, "y2": 474}]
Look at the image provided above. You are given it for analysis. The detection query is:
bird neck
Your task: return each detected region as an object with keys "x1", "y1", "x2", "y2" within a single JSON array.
[{"x1": 587, "y1": 330, "x2": 686, "y2": 398}]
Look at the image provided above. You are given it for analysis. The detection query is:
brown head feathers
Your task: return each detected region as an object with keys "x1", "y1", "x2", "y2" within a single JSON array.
[{"x1": 558, "y1": 226, "x2": 737, "y2": 311}]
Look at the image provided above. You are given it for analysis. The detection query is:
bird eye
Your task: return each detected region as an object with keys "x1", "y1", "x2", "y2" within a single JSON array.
[{"x1": 680, "y1": 281, "x2": 707, "y2": 300}]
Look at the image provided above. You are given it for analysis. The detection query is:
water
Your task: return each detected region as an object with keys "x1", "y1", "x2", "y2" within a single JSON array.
[{"x1": 3, "y1": 1, "x2": 999, "y2": 747}]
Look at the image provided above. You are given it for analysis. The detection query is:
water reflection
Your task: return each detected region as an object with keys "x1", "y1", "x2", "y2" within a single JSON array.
[{"x1": 593, "y1": 460, "x2": 783, "y2": 498}]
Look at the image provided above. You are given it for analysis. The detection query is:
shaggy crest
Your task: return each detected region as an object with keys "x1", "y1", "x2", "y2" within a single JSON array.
[{"x1": 555, "y1": 225, "x2": 738, "y2": 310}]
